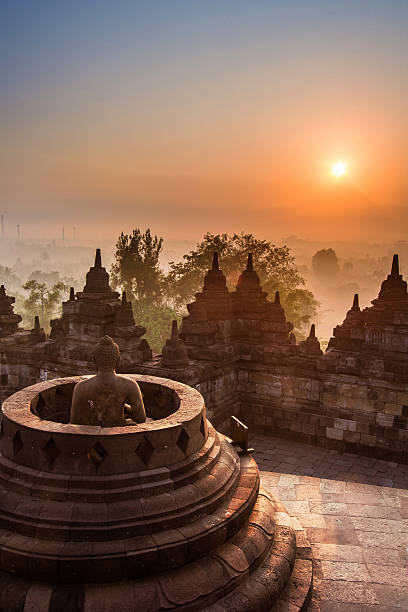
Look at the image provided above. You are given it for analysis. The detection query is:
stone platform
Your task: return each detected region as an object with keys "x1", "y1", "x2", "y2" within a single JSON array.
[
  {"x1": 0, "y1": 376, "x2": 312, "y2": 611},
  {"x1": 254, "y1": 434, "x2": 408, "y2": 611}
]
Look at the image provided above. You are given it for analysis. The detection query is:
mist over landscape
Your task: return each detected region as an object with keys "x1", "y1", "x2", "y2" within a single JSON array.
[
  {"x1": 1, "y1": 0, "x2": 407, "y2": 348},
  {"x1": 0, "y1": 226, "x2": 405, "y2": 348}
]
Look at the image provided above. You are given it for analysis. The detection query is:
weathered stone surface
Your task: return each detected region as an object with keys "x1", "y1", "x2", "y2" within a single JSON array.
[
  {"x1": 0, "y1": 376, "x2": 311, "y2": 611},
  {"x1": 46, "y1": 249, "x2": 152, "y2": 376},
  {"x1": 1, "y1": 251, "x2": 407, "y2": 465}
]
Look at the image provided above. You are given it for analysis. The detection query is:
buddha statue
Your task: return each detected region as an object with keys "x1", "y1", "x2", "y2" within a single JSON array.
[{"x1": 70, "y1": 335, "x2": 146, "y2": 427}]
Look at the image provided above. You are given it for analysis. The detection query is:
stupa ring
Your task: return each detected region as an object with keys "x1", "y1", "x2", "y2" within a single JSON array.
[
  {"x1": 0, "y1": 375, "x2": 312, "y2": 611},
  {"x1": 1, "y1": 375, "x2": 207, "y2": 475}
]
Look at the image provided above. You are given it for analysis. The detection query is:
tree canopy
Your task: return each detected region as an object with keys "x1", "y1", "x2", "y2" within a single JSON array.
[
  {"x1": 111, "y1": 229, "x2": 319, "y2": 348},
  {"x1": 22, "y1": 280, "x2": 68, "y2": 332},
  {"x1": 166, "y1": 232, "x2": 319, "y2": 339},
  {"x1": 110, "y1": 229, "x2": 163, "y2": 303},
  {"x1": 312, "y1": 248, "x2": 340, "y2": 280}
]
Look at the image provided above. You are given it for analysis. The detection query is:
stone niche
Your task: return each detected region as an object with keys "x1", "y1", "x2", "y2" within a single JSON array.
[{"x1": 0, "y1": 375, "x2": 311, "y2": 611}]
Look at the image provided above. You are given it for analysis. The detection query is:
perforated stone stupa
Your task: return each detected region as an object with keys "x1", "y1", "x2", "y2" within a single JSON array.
[
  {"x1": 0, "y1": 285, "x2": 46, "y2": 401},
  {"x1": 0, "y1": 250, "x2": 407, "y2": 464},
  {"x1": 47, "y1": 249, "x2": 152, "y2": 375},
  {"x1": 0, "y1": 374, "x2": 312, "y2": 611}
]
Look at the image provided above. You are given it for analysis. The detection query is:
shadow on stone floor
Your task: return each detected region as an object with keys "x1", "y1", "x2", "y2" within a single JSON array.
[
  {"x1": 251, "y1": 434, "x2": 408, "y2": 611},
  {"x1": 250, "y1": 434, "x2": 408, "y2": 490}
]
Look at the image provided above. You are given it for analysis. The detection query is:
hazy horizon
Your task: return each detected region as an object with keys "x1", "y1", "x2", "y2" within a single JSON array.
[{"x1": 1, "y1": 1, "x2": 407, "y2": 243}]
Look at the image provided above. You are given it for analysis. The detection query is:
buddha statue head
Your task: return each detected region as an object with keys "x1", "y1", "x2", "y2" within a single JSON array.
[
  {"x1": 93, "y1": 335, "x2": 120, "y2": 372},
  {"x1": 70, "y1": 335, "x2": 146, "y2": 427}
]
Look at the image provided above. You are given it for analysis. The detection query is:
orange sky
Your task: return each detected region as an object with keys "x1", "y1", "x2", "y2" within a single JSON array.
[{"x1": 1, "y1": 1, "x2": 407, "y2": 242}]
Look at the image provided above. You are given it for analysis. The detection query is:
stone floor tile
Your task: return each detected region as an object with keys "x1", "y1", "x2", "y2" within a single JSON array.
[
  {"x1": 295, "y1": 485, "x2": 322, "y2": 501},
  {"x1": 280, "y1": 500, "x2": 310, "y2": 514},
  {"x1": 387, "y1": 517, "x2": 408, "y2": 533},
  {"x1": 361, "y1": 546, "x2": 402, "y2": 566},
  {"x1": 320, "y1": 561, "x2": 371, "y2": 582},
  {"x1": 320, "y1": 516, "x2": 356, "y2": 530},
  {"x1": 319, "y1": 603, "x2": 388, "y2": 611},
  {"x1": 305, "y1": 527, "x2": 360, "y2": 546},
  {"x1": 255, "y1": 434, "x2": 408, "y2": 611},
  {"x1": 345, "y1": 482, "x2": 374, "y2": 494},
  {"x1": 346, "y1": 504, "x2": 368, "y2": 517},
  {"x1": 311, "y1": 543, "x2": 363, "y2": 563},
  {"x1": 319, "y1": 480, "x2": 346, "y2": 493},
  {"x1": 315, "y1": 578, "x2": 379, "y2": 604},
  {"x1": 296, "y1": 513, "x2": 327, "y2": 529},
  {"x1": 350, "y1": 517, "x2": 392, "y2": 532},
  {"x1": 278, "y1": 474, "x2": 302, "y2": 486},
  {"x1": 367, "y1": 564, "x2": 408, "y2": 586},
  {"x1": 275, "y1": 486, "x2": 298, "y2": 501},
  {"x1": 364, "y1": 505, "x2": 402, "y2": 520},
  {"x1": 310, "y1": 502, "x2": 348, "y2": 515},
  {"x1": 372, "y1": 583, "x2": 408, "y2": 608},
  {"x1": 356, "y1": 530, "x2": 404, "y2": 549}
]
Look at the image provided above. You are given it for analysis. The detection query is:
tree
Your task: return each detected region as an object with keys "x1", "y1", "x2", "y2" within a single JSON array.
[
  {"x1": 166, "y1": 232, "x2": 319, "y2": 339},
  {"x1": 133, "y1": 302, "x2": 180, "y2": 354},
  {"x1": 0, "y1": 265, "x2": 21, "y2": 292},
  {"x1": 111, "y1": 229, "x2": 174, "y2": 352},
  {"x1": 282, "y1": 289, "x2": 320, "y2": 339},
  {"x1": 312, "y1": 248, "x2": 340, "y2": 281},
  {"x1": 22, "y1": 280, "x2": 68, "y2": 332},
  {"x1": 110, "y1": 229, "x2": 163, "y2": 303}
]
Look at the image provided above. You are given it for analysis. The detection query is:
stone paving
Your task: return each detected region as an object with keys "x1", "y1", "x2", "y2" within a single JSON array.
[{"x1": 253, "y1": 434, "x2": 408, "y2": 611}]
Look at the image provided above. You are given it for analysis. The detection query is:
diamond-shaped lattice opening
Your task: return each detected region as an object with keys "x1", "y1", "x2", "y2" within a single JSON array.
[
  {"x1": 136, "y1": 435, "x2": 154, "y2": 467},
  {"x1": 177, "y1": 428, "x2": 189, "y2": 455},
  {"x1": 200, "y1": 417, "x2": 206, "y2": 438},
  {"x1": 12, "y1": 430, "x2": 23, "y2": 457},
  {"x1": 88, "y1": 440, "x2": 107, "y2": 468},
  {"x1": 42, "y1": 437, "x2": 59, "y2": 468}
]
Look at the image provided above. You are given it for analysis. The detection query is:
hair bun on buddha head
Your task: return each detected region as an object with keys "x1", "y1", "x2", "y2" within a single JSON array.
[{"x1": 93, "y1": 335, "x2": 120, "y2": 371}]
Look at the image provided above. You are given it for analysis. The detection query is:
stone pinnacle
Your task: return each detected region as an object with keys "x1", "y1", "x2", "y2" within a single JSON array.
[
  {"x1": 391, "y1": 254, "x2": 399, "y2": 276},
  {"x1": 95, "y1": 248, "x2": 102, "y2": 268},
  {"x1": 171, "y1": 319, "x2": 178, "y2": 340},
  {"x1": 212, "y1": 252, "x2": 219, "y2": 271}
]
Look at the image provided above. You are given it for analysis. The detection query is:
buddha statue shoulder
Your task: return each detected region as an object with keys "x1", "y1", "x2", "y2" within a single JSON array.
[{"x1": 70, "y1": 335, "x2": 146, "y2": 427}]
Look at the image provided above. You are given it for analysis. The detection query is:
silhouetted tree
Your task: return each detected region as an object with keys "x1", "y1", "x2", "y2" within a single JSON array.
[
  {"x1": 312, "y1": 248, "x2": 340, "y2": 280},
  {"x1": 22, "y1": 280, "x2": 68, "y2": 332},
  {"x1": 166, "y1": 232, "x2": 319, "y2": 339},
  {"x1": 0, "y1": 265, "x2": 21, "y2": 292},
  {"x1": 110, "y1": 229, "x2": 163, "y2": 303},
  {"x1": 110, "y1": 229, "x2": 179, "y2": 352}
]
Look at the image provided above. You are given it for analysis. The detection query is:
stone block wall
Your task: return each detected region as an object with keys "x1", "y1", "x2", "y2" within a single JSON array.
[{"x1": 239, "y1": 363, "x2": 408, "y2": 463}]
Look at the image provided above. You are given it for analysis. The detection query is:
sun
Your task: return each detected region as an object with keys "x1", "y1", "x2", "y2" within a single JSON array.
[{"x1": 331, "y1": 160, "x2": 347, "y2": 177}]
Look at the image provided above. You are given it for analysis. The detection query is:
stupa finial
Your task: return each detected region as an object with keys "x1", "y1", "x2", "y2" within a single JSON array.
[
  {"x1": 247, "y1": 253, "x2": 253, "y2": 271},
  {"x1": 391, "y1": 254, "x2": 399, "y2": 276},
  {"x1": 274, "y1": 291, "x2": 280, "y2": 305},
  {"x1": 69, "y1": 287, "x2": 75, "y2": 301},
  {"x1": 309, "y1": 323, "x2": 316, "y2": 339},
  {"x1": 95, "y1": 248, "x2": 102, "y2": 268},
  {"x1": 352, "y1": 293, "x2": 359, "y2": 310},
  {"x1": 171, "y1": 319, "x2": 178, "y2": 340},
  {"x1": 212, "y1": 252, "x2": 219, "y2": 271},
  {"x1": 34, "y1": 315, "x2": 40, "y2": 331}
]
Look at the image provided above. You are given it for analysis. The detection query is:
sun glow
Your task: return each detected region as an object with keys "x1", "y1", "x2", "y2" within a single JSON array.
[{"x1": 331, "y1": 160, "x2": 347, "y2": 177}]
